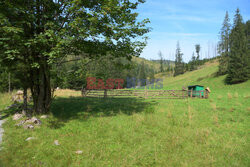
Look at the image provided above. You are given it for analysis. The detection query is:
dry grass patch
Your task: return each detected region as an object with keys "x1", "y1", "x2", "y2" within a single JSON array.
[
  {"x1": 158, "y1": 107, "x2": 165, "y2": 113},
  {"x1": 187, "y1": 105, "x2": 193, "y2": 121},
  {"x1": 236, "y1": 102, "x2": 242, "y2": 106},
  {"x1": 244, "y1": 95, "x2": 250, "y2": 99},
  {"x1": 227, "y1": 93, "x2": 232, "y2": 99},
  {"x1": 234, "y1": 92, "x2": 239, "y2": 98},
  {"x1": 0, "y1": 92, "x2": 12, "y2": 110},
  {"x1": 167, "y1": 110, "x2": 172, "y2": 118},
  {"x1": 133, "y1": 113, "x2": 145, "y2": 124},
  {"x1": 210, "y1": 103, "x2": 217, "y2": 111},
  {"x1": 213, "y1": 114, "x2": 219, "y2": 127},
  {"x1": 229, "y1": 107, "x2": 235, "y2": 112},
  {"x1": 217, "y1": 95, "x2": 223, "y2": 100},
  {"x1": 54, "y1": 89, "x2": 81, "y2": 97}
]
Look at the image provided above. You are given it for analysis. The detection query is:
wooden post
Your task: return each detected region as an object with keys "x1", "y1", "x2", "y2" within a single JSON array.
[
  {"x1": 191, "y1": 89, "x2": 193, "y2": 98},
  {"x1": 205, "y1": 90, "x2": 209, "y2": 99},
  {"x1": 104, "y1": 89, "x2": 107, "y2": 98}
]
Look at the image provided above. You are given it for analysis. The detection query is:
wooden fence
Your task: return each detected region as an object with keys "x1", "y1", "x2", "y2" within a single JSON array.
[{"x1": 81, "y1": 89, "x2": 209, "y2": 99}]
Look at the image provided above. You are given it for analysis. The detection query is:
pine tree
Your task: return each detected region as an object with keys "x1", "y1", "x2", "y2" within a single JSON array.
[
  {"x1": 189, "y1": 52, "x2": 197, "y2": 71},
  {"x1": 174, "y1": 42, "x2": 184, "y2": 76},
  {"x1": 218, "y1": 11, "x2": 231, "y2": 75},
  {"x1": 227, "y1": 8, "x2": 248, "y2": 84},
  {"x1": 158, "y1": 51, "x2": 164, "y2": 72},
  {"x1": 245, "y1": 20, "x2": 250, "y2": 79},
  {"x1": 195, "y1": 44, "x2": 201, "y2": 65}
]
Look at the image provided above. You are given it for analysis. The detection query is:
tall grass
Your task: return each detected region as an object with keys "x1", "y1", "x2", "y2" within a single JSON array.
[
  {"x1": 0, "y1": 60, "x2": 249, "y2": 166},
  {"x1": 0, "y1": 92, "x2": 12, "y2": 111}
]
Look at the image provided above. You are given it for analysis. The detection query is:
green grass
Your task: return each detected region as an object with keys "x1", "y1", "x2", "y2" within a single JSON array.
[{"x1": 0, "y1": 60, "x2": 250, "y2": 166}]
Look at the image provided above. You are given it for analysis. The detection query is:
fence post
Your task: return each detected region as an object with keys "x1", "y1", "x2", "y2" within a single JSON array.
[
  {"x1": 104, "y1": 89, "x2": 107, "y2": 98},
  {"x1": 205, "y1": 90, "x2": 209, "y2": 99},
  {"x1": 191, "y1": 90, "x2": 193, "y2": 98}
]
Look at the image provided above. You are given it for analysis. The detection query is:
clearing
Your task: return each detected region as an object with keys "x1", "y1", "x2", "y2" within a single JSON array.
[{"x1": 0, "y1": 60, "x2": 249, "y2": 166}]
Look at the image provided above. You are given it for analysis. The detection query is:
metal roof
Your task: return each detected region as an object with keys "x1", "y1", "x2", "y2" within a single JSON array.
[{"x1": 188, "y1": 85, "x2": 204, "y2": 88}]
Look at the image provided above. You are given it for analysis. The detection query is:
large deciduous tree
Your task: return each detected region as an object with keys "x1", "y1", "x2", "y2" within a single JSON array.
[{"x1": 0, "y1": 0, "x2": 150, "y2": 113}]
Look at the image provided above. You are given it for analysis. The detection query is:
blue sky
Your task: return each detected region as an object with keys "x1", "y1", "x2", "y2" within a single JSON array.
[{"x1": 136, "y1": 0, "x2": 250, "y2": 62}]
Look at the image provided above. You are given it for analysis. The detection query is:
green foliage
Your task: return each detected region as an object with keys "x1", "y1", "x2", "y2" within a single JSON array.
[
  {"x1": 226, "y1": 9, "x2": 248, "y2": 84},
  {"x1": 0, "y1": 66, "x2": 21, "y2": 92},
  {"x1": 174, "y1": 42, "x2": 184, "y2": 76},
  {"x1": 195, "y1": 44, "x2": 201, "y2": 63},
  {"x1": 189, "y1": 52, "x2": 198, "y2": 71},
  {"x1": 216, "y1": 9, "x2": 249, "y2": 83},
  {"x1": 218, "y1": 11, "x2": 231, "y2": 75},
  {"x1": 138, "y1": 61, "x2": 147, "y2": 86},
  {"x1": 0, "y1": 0, "x2": 150, "y2": 113},
  {"x1": 158, "y1": 51, "x2": 164, "y2": 72},
  {"x1": 149, "y1": 69, "x2": 155, "y2": 82},
  {"x1": 51, "y1": 56, "x2": 157, "y2": 90},
  {"x1": 0, "y1": 67, "x2": 9, "y2": 92},
  {"x1": 246, "y1": 20, "x2": 250, "y2": 79}
]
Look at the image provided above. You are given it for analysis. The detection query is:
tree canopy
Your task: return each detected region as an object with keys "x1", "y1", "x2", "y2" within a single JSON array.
[
  {"x1": 226, "y1": 8, "x2": 249, "y2": 84},
  {"x1": 174, "y1": 42, "x2": 184, "y2": 76},
  {"x1": 0, "y1": 0, "x2": 150, "y2": 113}
]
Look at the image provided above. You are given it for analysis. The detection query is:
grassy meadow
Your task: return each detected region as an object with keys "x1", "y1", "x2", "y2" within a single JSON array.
[{"x1": 0, "y1": 60, "x2": 249, "y2": 166}]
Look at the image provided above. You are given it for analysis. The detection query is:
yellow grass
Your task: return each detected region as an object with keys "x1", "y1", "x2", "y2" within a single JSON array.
[
  {"x1": 227, "y1": 93, "x2": 232, "y2": 99},
  {"x1": 54, "y1": 89, "x2": 81, "y2": 97}
]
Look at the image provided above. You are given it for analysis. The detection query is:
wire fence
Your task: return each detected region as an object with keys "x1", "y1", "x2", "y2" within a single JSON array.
[{"x1": 81, "y1": 89, "x2": 209, "y2": 99}]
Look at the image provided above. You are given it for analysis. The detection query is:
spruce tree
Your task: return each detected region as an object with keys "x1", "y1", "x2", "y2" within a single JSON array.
[
  {"x1": 245, "y1": 20, "x2": 250, "y2": 79},
  {"x1": 195, "y1": 44, "x2": 201, "y2": 65},
  {"x1": 218, "y1": 11, "x2": 231, "y2": 75},
  {"x1": 227, "y1": 8, "x2": 248, "y2": 84},
  {"x1": 189, "y1": 52, "x2": 197, "y2": 71},
  {"x1": 158, "y1": 51, "x2": 164, "y2": 72},
  {"x1": 195, "y1": 44, "x2": 201, "y2": 60},
  {"x1": 174, "y1": 42, "x2": 184, "y2": 76}
]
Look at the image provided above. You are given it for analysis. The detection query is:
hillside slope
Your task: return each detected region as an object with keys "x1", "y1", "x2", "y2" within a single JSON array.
[{"x1": 155, "y1": 59, "x2": 250, "y2": 96}]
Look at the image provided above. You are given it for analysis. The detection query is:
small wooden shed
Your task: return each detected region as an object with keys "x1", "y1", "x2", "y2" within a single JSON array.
[{"x1": 188, "y1": 85, "x2": 205, "y2": 97}]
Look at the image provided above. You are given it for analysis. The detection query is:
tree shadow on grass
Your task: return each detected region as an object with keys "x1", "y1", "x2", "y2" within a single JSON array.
[
  {"x1": 0, "y1": 103, "x2": 23, "y2": 120},
  {"x1": 48, "y1": 97, "x2": 157, "y2": 128}
]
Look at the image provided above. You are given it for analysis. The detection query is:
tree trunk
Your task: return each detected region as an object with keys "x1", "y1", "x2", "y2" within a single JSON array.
[
  {"x1": 31, "y1": 61, "x2": 51, "y2": 114},
  {"x1": 8, "y1": 72, "x2": 11, "y2": 93},
  {"x1": 22, "y1": 87, "x2": 28, "y2": 115}
]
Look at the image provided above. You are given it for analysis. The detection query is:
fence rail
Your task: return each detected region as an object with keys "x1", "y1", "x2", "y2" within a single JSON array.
[{"x1": 81, "y1": 89, "x2": 209, "y2": 99}]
